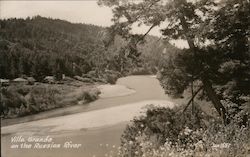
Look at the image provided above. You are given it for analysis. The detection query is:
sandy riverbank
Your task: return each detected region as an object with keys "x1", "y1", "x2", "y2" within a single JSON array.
[
  {"x1": 1, "y1": 82, "x2": 137, "y2": 126},
  {"x1": 1, "y1": 99, "x2": 175, "y2": 135}
]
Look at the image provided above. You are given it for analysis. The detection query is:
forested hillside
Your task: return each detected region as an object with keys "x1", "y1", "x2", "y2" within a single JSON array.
[
  {"x1": 0, "y1": 16, "x2": 106, "y2": 80},
  {"x1": 0, "y1": 16, "x2": 176, "y2": 81}
]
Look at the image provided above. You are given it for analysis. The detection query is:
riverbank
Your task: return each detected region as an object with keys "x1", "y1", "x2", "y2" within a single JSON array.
[
  {"x1": 1, "y1": 99, "x2": 176, "y2": 135},
  {"x1": 1, "y1": 80, "x2": 100, "y2": 120},
  {"x1": 1, "y1": 80, "x2": 137, "y2": 126},
  {"x1": 1, "y1": 75, "x2": 164, "y2": 126},
  {"x1": 1, "y1": 69, "x2": 125, "y2": 121},
  {"x1": 1, "y1": 75, "x2": 213, "y2": 127}
]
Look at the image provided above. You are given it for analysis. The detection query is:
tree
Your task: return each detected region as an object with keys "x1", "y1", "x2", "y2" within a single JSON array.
[
  {"x1": 204, "y1": 0, "x2": 250, "y2": 123},
  {"x1": 99, "y1": 0, "x2": 250, "y2": 124}
]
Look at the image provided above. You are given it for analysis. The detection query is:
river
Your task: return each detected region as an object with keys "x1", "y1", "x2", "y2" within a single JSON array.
[{"x1": 1, "y1": 75, "x2": 176, "y2": 157}]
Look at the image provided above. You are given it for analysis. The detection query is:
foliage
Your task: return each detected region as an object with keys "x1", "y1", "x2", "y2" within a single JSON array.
[
  {"x1": 0, "y1": 16, "x2": 106, "y2": 80},
  {"x1": 78, "y1": 88, "x2": 100, "y2": 103},
  {"x1": 0, "y1": 16, "x2": 170, "y2": 81},
  {"x1": 99, "y1": 0, "x2": 250, "y2": 155},
  {"x1": 0, "y1": 83, "x2": 100, "y2": 118},
  {"x1": 120, "y1": 105, "x2": 208, "y2": 157},
  {"x1": 118, "y1": 106, "x2": 250, "y2": 157},
  {"x1": 1, "y1": 85, "x2": 60, "y2": 117},
  {"x1": 102, "y1": 70, "x2": 122, "y2": 84},
  {"x1": 99, "y1": 0, "x2": 250, "y2": 123},
  {"x1": 103, "y1": 34, "x2": 174, "y2": 75}
]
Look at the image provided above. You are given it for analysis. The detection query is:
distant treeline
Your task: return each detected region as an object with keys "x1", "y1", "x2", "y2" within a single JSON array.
[
  {"x1": 0, "y1": 16, "x2": 177, "y2": 81},
  {"x1": 0, "y1": 16, "x2": 106, "y2": 80}
]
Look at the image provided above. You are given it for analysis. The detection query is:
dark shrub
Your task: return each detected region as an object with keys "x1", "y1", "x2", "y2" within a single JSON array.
[{"x1": 120, "y1": 105, "x2": 208, "y2": 156}]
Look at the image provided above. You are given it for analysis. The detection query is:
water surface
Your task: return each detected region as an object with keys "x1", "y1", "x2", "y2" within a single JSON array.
[{"x1": 1, "y1": 75, "x2": 175, "y2": 157}]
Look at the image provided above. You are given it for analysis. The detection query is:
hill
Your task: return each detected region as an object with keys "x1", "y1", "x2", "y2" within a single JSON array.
[{"x1": 0, "y1": 16, "x2": 178, "y2": 81}]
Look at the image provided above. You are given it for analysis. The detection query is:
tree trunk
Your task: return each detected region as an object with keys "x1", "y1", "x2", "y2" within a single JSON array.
[
  {"x1": 178, "y1": 11, "x2": 229, "y2": 124},
  {"x1": 202, "y1": 78, "x2": 229, "y2": 124}
]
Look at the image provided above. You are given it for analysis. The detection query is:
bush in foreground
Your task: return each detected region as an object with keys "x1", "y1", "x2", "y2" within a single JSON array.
[{"x1": 118, "y1": 104, "x2": 250, "y2": 157}]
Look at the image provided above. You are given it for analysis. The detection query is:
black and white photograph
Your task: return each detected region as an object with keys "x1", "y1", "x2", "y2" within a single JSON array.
[{"x1": 0, "y1": 0, "x2": 250, "y2": 157}]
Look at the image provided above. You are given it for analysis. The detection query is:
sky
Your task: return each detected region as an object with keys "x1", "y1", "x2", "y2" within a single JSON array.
[{"x1": 0, "y1": 0, "x2": 188, "y2": 48}]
